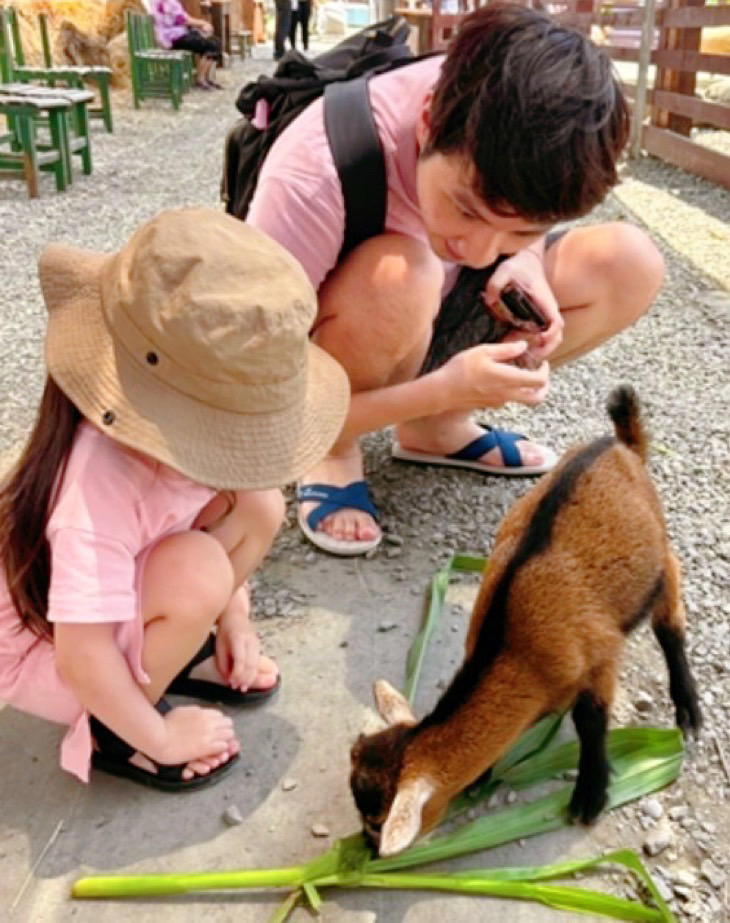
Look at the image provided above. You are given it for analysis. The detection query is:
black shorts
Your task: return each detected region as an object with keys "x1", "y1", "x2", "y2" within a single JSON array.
[
  {"x1": 171, "y1": 29, "x2": 221, "y2": 58},
  {"x1": 420, "y1": 227, "x2": 568, "y2": 374}
]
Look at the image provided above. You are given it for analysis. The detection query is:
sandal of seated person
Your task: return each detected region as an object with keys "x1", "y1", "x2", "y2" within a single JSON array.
[
  {"x1": 391, "y1": 425, "x2": 557, "y2": 477},
  {"x1": 89, "y1": 697, "x2": 239, "y2": 792},
  {"x1": 167, "y1": 633, "x2": 281, "y2": 705},
  {"x1": 296, "y1": 480, "x2": 382, "y2": 556}
]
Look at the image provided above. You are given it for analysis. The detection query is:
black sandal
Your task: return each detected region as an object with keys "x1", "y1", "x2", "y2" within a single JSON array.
[
  {"x1": 89, "y1": 697, "x2": 239, "y2": 792},
  {"x1": 167, "y1": 633, "x2": 281, "y2": 705}
]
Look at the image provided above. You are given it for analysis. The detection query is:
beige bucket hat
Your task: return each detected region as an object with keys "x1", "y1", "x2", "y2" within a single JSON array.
[{"x1": 39, "y1": 207, "x2": 349, "y2": 490}]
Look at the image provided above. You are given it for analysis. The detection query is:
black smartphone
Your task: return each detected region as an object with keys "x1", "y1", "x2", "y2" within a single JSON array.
[{"x1": 498, "y1": 283, "x2": 548, "y2": 331}]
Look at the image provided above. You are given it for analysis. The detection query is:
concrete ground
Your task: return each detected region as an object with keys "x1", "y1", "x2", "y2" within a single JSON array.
[
  {"x1": 2, "y1": 554, "x2": 613, "y2": 923},
  {"x1": 2, "y1": 32, "x2": 729, "y2": 923}
]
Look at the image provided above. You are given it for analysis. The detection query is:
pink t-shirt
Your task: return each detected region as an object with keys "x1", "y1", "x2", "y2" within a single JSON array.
[
  {"x1": 247, "y1": 55, "x2": 458, "y2": 293},
  {"x1": 0, "y1": 421, "x2": 215, "y2": 781}
]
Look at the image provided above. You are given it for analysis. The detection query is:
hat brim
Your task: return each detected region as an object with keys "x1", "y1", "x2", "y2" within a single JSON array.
[{"x1": 41, "y1": 244, "x2": 350, "y2": 490}]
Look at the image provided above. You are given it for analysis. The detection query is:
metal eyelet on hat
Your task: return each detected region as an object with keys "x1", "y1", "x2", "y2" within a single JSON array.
[
  {"x1": 101, "y1": 410, "x2": 116, "y2": 425},
  {"x1": 146, "y1": 351, "x2": 159, "y2": 365}
]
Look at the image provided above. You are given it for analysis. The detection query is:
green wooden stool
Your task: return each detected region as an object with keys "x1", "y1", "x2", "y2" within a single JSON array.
[
  {"x1": 2, "y1": 81, "x2": 93, "y2": 182},
  {"x1": 0, "y1": 91, "x2": 69, "y2": 194}
]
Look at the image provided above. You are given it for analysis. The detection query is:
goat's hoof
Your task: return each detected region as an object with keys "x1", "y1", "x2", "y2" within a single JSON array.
[
  {"x1": 568, "y1": 788, "x2": 607, "y2": 826},
  {"x1": 677, "y1": 701, "x2": 702, "y2": 737}
]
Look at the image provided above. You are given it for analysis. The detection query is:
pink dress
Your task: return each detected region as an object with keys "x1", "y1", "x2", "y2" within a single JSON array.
[
  {"x1": 0, "y1": 421, "x2": 215, "y2": 782},
  {"x1": 246, "y1": 54, "x2": 459, "y2": 295}
]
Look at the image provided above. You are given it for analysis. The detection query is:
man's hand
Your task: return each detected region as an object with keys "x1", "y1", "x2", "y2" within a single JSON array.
[
  {"x1": 484, "y1": 248, "x2": 564, "y2": 368},
  {"x1": 440, "y1": 339, "x2": 550, "y2": 411}
]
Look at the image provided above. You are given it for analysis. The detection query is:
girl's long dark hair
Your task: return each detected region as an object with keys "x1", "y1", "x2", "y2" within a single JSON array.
[{"x1": 0, "y1": 377, "x2": 80, "y2": 639}]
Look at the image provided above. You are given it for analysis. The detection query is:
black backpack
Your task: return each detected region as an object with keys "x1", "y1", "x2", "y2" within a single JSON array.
[{"x1": 221, "y1": 16, "x2": 416, "y2": 258}]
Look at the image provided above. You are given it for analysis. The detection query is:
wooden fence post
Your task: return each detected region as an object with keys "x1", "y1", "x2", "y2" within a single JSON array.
[
  {"x1": 653, "y1": 0, "x2": 704, "y2": 136},
  {"x1": 630, "y1": 0, "x2": 658, "y2": 157}
]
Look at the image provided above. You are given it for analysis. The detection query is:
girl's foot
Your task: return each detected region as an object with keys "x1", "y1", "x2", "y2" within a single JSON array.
[
  {"x1": 168, "y1": 634, "x2": 280, "y2": 704},
  {"x1": 90, "y1": 700, "x2": 240, "y2": 791}
]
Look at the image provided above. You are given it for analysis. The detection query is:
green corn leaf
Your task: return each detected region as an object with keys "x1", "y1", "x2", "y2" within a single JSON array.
[
  {"x1": 267, "y1": 888, "x2": 301, "y2": 923},
  {"x1": 357, "y1": 874, "x2": 665, "y2": 921},
  {"x1": 404, "y1": 553, "x2": 486, "y2": 704},
  {"x1": 301, "y1": 881, "x2": 322, "y2": 912}
]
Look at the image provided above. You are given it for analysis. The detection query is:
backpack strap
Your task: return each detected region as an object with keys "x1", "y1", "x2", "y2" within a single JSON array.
[{"x1": 324, "y1": 76, "x2": 386, "y2": 260}]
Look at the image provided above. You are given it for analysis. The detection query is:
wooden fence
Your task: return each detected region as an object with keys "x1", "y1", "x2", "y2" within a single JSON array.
[
  {"x1": 550, "y1": 0, "x2": 730, "y2": 189},
  {"x1": 416, "y1": 0, "x2": 730, "y2": 188}
]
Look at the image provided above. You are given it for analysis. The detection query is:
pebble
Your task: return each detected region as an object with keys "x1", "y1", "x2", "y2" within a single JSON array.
[
  {"x1": 311, "y1": 823, "x2": 330, "y2": 838},
  {"x1": 641, "y1": 798, "x2": 664, "y2": 820},
  {"x1": 700, "y1": 859, "x2": 725, "y2": 889},
  {"x1": 634, "y1": 691, "x2": 654, "y2": 713},
  {"x1": 644, "y1": 829, "x2": 673, "y2": 857},
  {"x1": 222, "y1": 805, "x2": 244, "y2": 827},
  {"x1": 377, "y1": 620, "x2": 397, "y2": 632},
  {"x1": 281, "y1": 778, "x2": 297, "y2": 792}
]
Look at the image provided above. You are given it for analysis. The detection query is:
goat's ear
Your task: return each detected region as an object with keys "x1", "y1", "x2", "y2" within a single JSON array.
[
  {"x1": 379, "y1": 775, "x2": 435, "y2": 857},
  {"x1": 373, "y1": 679, "x2": 416, "y2": 726}
]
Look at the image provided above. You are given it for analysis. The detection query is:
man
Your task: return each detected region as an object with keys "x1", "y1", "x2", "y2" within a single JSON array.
[{"x1": 247, "y1": 3, "x2": 664, "y2": 555}]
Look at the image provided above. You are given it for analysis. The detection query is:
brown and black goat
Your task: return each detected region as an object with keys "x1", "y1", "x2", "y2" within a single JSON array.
[{"x1": 350, "y1": 386, "x2": 701, "y2": 857}]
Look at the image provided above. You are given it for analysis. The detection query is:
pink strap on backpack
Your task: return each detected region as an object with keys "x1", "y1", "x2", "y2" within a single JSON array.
[{"x1": 252, "y1": 99, "x2": 269, "y2": 130}]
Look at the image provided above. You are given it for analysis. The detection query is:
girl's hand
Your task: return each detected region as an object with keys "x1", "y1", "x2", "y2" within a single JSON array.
[
  {"x1": 155, "y1": 704, "x2": 236, "y2": 765},
  {"x1": 440, "y1": 339, "x2": 550, "y2": 411},
  {"x1": 216, "y1": 586, "x2": 278, "y2": 692},
  {"x1": 484, "y1": 249, "x2": 564, "y2": 367}
]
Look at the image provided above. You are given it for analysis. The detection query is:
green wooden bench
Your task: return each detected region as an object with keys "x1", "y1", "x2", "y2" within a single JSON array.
[
  {"x1": 126, "y1": 11, "x2": 192, "y2": 110},
  {"x1": 0, "y1": 91, "x2": 69, "y2": 195}
]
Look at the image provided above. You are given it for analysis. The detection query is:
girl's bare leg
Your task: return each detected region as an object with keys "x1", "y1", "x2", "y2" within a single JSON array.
[{"x1": 185, "y1": 488, "x2": 285, "y2": 690}]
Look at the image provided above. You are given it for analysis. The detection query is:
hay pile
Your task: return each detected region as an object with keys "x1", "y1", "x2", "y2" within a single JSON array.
[{"x1": 11, "y1": 0, "x2": 145, "y2": 86}]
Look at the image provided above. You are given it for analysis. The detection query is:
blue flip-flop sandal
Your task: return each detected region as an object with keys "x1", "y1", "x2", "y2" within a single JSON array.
[
  {"x1": 297, "y1": 480, "x2": 382, "y2": 556},
  {"x1": 391, "y1": 425, "x2": 557, "y2": 476}
]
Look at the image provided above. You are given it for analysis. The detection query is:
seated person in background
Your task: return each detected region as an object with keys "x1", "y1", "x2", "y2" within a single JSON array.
[{"x1": 151, "y1": 0, "x2": 224, "y2": 89}]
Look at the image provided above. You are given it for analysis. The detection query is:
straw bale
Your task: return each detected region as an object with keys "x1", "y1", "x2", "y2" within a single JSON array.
[
  {"x1": 107, "y1": 30, "x2": 131, "y2": 87},
  {"x1": 101, "y1": 0, "x2": 146, "y2": 41},
  {"x1": 10, "y1": 0, "x2": 144, "y2": 85}
]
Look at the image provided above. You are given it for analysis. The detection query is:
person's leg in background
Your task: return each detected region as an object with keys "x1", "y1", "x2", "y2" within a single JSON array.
[
  {"x1": 288, "y1": 0, "x2": 298, "y2": 49},
  {"x1": 274, "y1": 0, "x2": 292, "y2": 59},
  {"x1": 299, "y1": 0, "x2": 311, "y2": 51}
]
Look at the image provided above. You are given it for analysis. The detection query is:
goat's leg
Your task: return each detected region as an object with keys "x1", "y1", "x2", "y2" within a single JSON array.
[
  {"x1": 569, "y1": 688, "x2": 611, "y2": 824},
  {"x1": 652, "y1": 552, "x2": 702, "y2": 735}
]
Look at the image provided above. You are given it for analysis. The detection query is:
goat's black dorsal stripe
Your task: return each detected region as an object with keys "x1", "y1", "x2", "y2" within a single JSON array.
[{"x1": 421, "y1": 435, "x2": 615, "y2": 730}]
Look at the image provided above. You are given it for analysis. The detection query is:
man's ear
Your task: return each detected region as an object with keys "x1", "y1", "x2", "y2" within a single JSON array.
[
  {"x1": 416, "y1": 91, "x2": 434, "y2": 151},
  {"x1": 373, "y1": 679, "x2": 416, "y2": 726},
  {"x1": 379, "y1": 775, "x2": 435, "y2": 856}
]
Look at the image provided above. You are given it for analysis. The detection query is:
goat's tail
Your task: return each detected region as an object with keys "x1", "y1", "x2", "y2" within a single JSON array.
[{"x1": 607, "y1": 385, "x2": 648, "y2": 462}]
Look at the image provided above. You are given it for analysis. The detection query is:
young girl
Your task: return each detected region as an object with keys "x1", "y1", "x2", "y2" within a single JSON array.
[{"x1": 0, "y1": 208, "x2": 349, "y2": 791}]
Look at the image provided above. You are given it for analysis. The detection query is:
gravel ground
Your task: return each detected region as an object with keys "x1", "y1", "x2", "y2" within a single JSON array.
[{"x1": 1, "y1": 46, "x2": 729, "y2": 920}]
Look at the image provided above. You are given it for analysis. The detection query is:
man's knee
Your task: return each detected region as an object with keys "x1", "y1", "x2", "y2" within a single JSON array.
[
  {"x1": 588, "y1": 223, "x2": 664, "y2": 311},
  {"x1": 317, "y1": 233, "x2": 444, "y2": 367}
]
